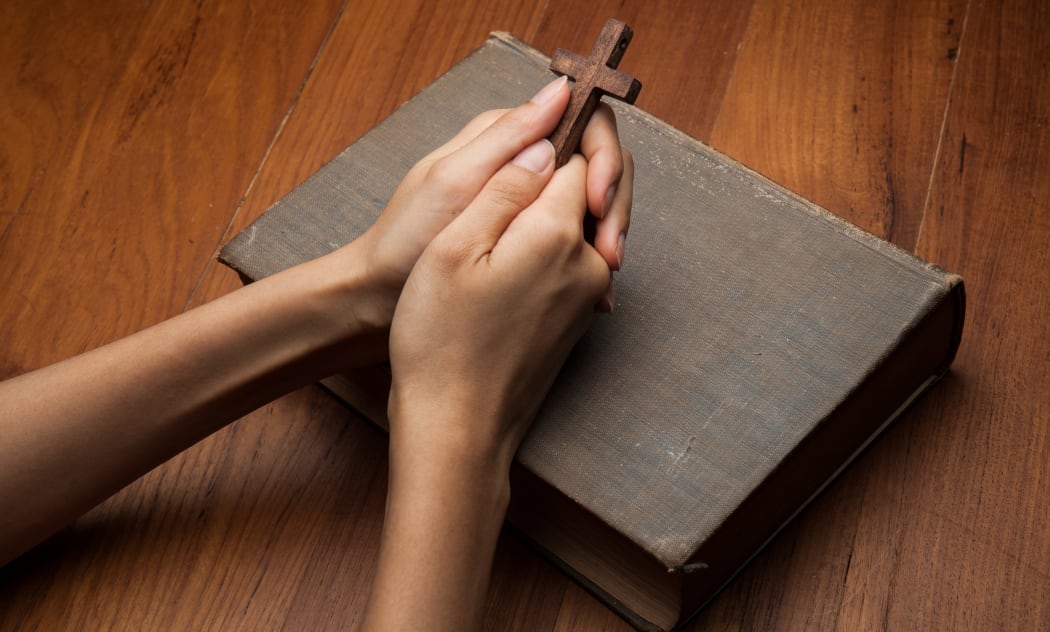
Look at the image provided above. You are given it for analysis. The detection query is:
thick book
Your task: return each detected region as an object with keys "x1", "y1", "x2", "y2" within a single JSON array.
[{"x1": 219, "y1": 32, "x2": 965, "y2": 632}]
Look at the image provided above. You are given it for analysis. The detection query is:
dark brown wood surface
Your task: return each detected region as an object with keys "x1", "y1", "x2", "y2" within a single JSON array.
[{"x1": 1, "y1": 1, "x2": 1046, "y2": 629}]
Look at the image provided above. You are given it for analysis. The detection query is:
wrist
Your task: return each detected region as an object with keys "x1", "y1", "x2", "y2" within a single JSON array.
[
  {"x1": 387, "y1": 387, "x2": 519, "y2": 513},
  {"x1": 388, "y1": 436, "x2": 512, "y2": 518},
  {"x1": 349, "y1": 226, "x2": 411, "y2": 327},
  {"x1": 290, "y1": 240, "x2": 398, "y2": 367},
  {"x1": 388, "y1": 383, "x2": 525, "y2": 474}
]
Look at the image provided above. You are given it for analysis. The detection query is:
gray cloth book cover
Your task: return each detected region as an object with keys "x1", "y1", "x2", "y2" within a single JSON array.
[{"x1": 220, "y1": 33, "x2": 964, "y2": 631}]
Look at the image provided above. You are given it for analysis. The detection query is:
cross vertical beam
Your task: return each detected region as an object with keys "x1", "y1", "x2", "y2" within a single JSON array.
[{"x1": 548, "y1": 19, "x2": 642, "y2": 168}]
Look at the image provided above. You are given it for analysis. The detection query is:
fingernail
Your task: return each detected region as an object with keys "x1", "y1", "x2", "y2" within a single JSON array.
[
  {"x1": 601, "y1": 183, "x2": 617, "y2": 219},
  {"x1": 616, "y1": 233, "x2": 626, "y2": 269},
  {"x1": 603, "y1": 281, "x2": 617, "y2": 313},
  {"x1": 512, "y1": 139, "x2": 554, "y2": 174},
  {"x1": 531, "y1": 76, "x2": 567, "y2": 105}
]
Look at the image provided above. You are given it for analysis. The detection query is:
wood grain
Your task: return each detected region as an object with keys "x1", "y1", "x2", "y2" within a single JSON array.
[
  {"x1": 186, "y1": 0, "x2": 549, "y2": 311},
  {"x1": 0, "y1": 3, "x2": 143, "y2": 238},
  {"x1": 693, "y1": 1, "x2": 1050, "y2": 630},
  {"x1": 0, "y1": 0, "x2": 343, "y2": 376},
  {"x1": 2, "y1": 0, "x2": 1048, "y2": 630},
  {"x1": 899, "y1": 0, "x2": 1050, "y2": 626},
  {"x1": 710, "y1": 0, "x2": 962, "y2": 249},
  {"x1": 531, "y1": 1, "x2": 755, "y2": 142}
]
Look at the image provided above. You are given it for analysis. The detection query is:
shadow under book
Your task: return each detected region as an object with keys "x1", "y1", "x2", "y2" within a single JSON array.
[{"x1": 219, "y1": 32, "x2": 965, "y2": 632}]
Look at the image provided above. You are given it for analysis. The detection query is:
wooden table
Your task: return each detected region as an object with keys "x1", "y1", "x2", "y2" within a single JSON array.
[{"x1": 2, "y1": 1, "x2": 1047, "y2": 629}]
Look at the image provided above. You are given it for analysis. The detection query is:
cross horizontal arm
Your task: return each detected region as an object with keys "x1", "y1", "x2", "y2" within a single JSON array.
[{"x1": 547, "y1": 19, "x2": 642, "y2": 167}]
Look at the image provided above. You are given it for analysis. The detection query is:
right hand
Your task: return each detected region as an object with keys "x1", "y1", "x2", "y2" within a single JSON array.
[
  {"x1": 349, "y1": 76, "x2": 632, "y2": 327},
  {"x1": 387, "y1": 144, "x2": 631, "y2": 468}
]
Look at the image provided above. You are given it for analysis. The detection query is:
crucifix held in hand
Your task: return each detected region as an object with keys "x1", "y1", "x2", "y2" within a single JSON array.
[{"x1": 548, "y1": 19, "x2": 642, "y2": 168}]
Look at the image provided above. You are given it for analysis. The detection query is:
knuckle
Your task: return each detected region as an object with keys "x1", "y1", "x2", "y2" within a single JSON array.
[
  {"x1": 553, "y1": 218, "x2": 581, "y2": 246},
  {"x1": 473, "y1": 109, "x2": 506, "y2": 129},
  {"x1": 457, "y1": 109, "x2": 508, "y2": 141},
  {"x1": 491, "y1": 104, "x2": 538, "y2": 137},
  {"x1": 486, "y1": 173, "x2": 539, "y2": 211},
  {"x1": 534, "y1": 212, "x2": 579, "y2": 248},
  {"x1": 584, "y1": 258, "x2": 612, "y2": 296},
  {"x1": 592, "y1": 259, "x2": 613, "y2": 288},
  {"x1": 429, "y1": 233, "x2": 475, "y2": 268},
  {"x1": 617, "y1": 148, "x2": 634, "y2": 177},
  {"x1": 424, "y1": 156, "x2": 475, "y2": 207}
]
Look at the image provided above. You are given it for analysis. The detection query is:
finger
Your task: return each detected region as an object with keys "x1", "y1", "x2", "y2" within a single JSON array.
[
  {"x1": 440, "y1": 139, "x2": 556, "y2": 255},
  {"x1": 421, "y1": 109, "x2": 507, "y2": 163},
  {"x1": 422, "y1": 77, "x2": 570, "y2": 202},
  {"x1": 520, "y1": 153, "x2": 590, "y2": 231},
  {"x1": 492, "y1": 154, "x2": 588, "y2": 269},
  {"x1": 593, "y1": 148, "x2": 634, "y2": 271},
  {"x1": 507, "y1": 155, "x2": 612, "y2": 307},
  {"x1": 579, "y1": 103, "x2": 624, "y2": 220}
]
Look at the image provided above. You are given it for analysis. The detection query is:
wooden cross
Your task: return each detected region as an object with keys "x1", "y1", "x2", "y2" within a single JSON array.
[{"x1": 548, "y1": 19, "x2": 642, "y2": 167}]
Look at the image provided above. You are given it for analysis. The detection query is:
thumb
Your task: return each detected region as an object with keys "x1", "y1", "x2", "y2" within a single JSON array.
[{"x1": 441, "y1": 139, "x2": 555, "y2": 254}]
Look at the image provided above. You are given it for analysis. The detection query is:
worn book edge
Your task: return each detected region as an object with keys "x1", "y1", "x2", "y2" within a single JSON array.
[
  {"x1": 485, "y1": 33, "x2": 958, "y2": 297},
  {"x1": 322, "y1": 276, "x2": 963, "y2": 631},
  {"x1": 220, "y1": 31, "x2": 966, "y2": 631}
]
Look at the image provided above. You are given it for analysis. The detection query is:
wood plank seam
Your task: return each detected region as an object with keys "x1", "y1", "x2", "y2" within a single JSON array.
[
  {"x1": 182, "y1": 0, "x2": 354, "y2": 314},
  {"x1": 914, "y1": 0, "x2": 974, "y2": 255},
  {"x1": 709, "y1": 1, "x2": 759, "y2": 139},
  {"x1": 1, "y1": 164, "x2": 48, "y2": 244}
]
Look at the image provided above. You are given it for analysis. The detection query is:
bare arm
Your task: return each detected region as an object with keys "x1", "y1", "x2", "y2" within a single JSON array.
[
  {"x1": 0, "y1": 243, "x2": 391, "y2": 564},
  {"x1": 0, "y1": 76, "x2": 632, "y2": 629},
  {"x1": 362, "y1": 101, "x2": 635, "y2": 629}
]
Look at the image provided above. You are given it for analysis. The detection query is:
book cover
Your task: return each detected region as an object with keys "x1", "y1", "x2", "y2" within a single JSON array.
[{"x1": 220, "y1": 33, "x2": 964, "y2": 631}]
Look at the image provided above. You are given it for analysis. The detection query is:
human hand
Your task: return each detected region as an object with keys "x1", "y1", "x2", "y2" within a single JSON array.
[
  {"x1": 351, "y1": 76, "x2": 632, "y2": 326},
  {"x1": 364, "y1": 90, "x2": 634, "y2": 632},
  {"x1": 387, "y1": 143, "x2": 633, "y2": 468}
]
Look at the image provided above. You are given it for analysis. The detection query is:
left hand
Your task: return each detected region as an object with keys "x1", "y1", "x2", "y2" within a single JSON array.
[{"x1": 350, "y1": 77, "x2": 631, "y2": 324}]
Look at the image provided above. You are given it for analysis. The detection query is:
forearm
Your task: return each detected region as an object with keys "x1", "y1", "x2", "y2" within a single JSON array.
[
  {"x1": 361, "y1": 421, "x2": 512, "y2": 631},
  {"x1": 361, "y1": 131, "x2": 622, "y2": 629},
  {"x1": 0, "y1": 243, "x2": 388, "y2": 564}
]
